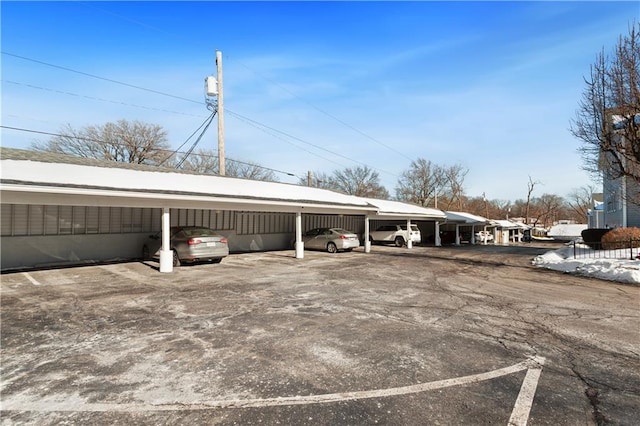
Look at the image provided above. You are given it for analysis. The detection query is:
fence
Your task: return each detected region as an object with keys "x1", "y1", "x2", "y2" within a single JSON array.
[{"x1": 572, "y1": 239, "x2": 640, "y2": 260}]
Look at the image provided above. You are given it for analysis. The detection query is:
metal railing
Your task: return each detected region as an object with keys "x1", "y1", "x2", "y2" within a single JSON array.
[{"x1": 572, "y1": 239, "x2": 640, "y2": 260}]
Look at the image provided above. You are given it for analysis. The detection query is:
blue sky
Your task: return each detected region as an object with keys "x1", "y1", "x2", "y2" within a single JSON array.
[{"x1": 1, "y1": 1, "x2": 638, "y2": 201}]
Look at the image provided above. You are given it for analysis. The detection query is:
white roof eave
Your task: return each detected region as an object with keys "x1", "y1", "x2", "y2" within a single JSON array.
[
  {"x1": 0, "y1": 159, "x2": 376, "y2": 213},
  {"x1": 363, "y1": 198, "x2": 446, "y2": 220}
]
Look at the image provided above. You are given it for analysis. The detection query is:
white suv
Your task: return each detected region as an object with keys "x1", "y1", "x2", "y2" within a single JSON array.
[{"x1": 369, "y1": 224, "x2": 421, "y2": 247}]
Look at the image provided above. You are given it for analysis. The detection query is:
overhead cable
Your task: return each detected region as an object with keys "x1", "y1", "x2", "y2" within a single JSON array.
[
  {"x1": 0, "y1": 125, "x2": 297, "y2": 178},
  {"x1": 2, "y1": 52, "x2": 398, "y2": 178}
]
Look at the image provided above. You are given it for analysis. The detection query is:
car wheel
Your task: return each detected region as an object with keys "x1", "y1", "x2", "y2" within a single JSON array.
[
  {"x1": 394, "y1": 236, "x2": 405, "y2": 247},
  {"x1": 142, "y1": 245, "x2": 150, "y2": 260},
  {"x1": 212, "y1": 258, "x2": 222, "y2": 264},
  {"x1": 172, "y1": 250, "x2": 181, "y2": 267},
  {"x1": 326, "y1": 242, "x2": 338, "y2": 253}
]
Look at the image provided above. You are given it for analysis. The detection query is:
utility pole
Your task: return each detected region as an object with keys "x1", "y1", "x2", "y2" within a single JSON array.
[
  {"x1": 307, "y1": 170, "x2": 313, "y2": 187},
  {"x1": 483, "y1": 192, "x2": 489, "y2": 218},
  {"x1": 216, "y1": 50, "x2": 225, "y2": 176}
]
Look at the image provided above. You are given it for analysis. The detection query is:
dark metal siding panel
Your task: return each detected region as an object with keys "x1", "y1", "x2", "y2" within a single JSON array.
[{"x1": 1, "y1": 204, "x2": 12, "y2": 236}]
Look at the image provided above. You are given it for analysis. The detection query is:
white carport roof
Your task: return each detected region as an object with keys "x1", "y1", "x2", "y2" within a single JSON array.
[
  {"x1": 363, "y1": 198, "x2": 446, "y2": 220},
  {"x1": 0, "y1": 148, "x2": 372, "y2": 215},
  {"x1": 444, "y1": 211, "x2": 491, "y2": 225},
  {"x1": 0, "y1": 148, "x2": 445, "y2": 220},
  {"x1": 1, "y1": 148, "x2": 451, "y2": 221},
  {"x1": 492, "y1": 219, "x2": 528, "y2": 229}
]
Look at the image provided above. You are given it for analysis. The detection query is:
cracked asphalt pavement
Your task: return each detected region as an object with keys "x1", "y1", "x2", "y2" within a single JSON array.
[{"x1": 1, "y1": 243, "x2": 638, "y2": 425}]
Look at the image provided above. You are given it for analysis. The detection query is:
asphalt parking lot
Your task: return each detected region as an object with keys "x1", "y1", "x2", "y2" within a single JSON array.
[{"x1": 1, "y1": 243, "x2": 639, "y2": 425}]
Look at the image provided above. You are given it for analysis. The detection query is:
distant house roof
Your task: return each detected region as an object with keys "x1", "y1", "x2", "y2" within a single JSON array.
[{"x1": 444, "y1": 211, "x2": 491, "y2": 225}]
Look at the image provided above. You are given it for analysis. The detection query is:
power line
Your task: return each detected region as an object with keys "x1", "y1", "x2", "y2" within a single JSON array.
[
  {"x1": 230, "y1": 56, "x2": 414, "y2": 161},
  {"x1": 175, "y1": 112, "x2": 216, "y2": 169},
  {"x1": 159, "y1": 112, "x2": 219, "y2": 166},
  {"x1": 3, "y1": 78, "x2": 225, "y2": 168},
  {"x1": 74, "y1": 1, "x2": 176, "y2": 36},
  {"x1": 4, "y1": 75, "x2": 365, "y2": 172},
  {"x1": 2, "y1": 52, "x2": 401, "y2": 179},
  {"x1": 0, "y1": 125, "x2": 297, "y2": 177},
  {"x1": 6, "y1": 0, "x2": 417, "y2": 165},
  {"x1": 2, "y1": 80, "x2": 203, "y2": 117},
  {"x1": 227, "y1": 111, "x2": 346, "y2": 167},
  {"x1": 226, "y1": 110, "x2": 399, "y2": 179},
  {"x1": 2, "y1": 51, "x2": 201, "y2": 104}
]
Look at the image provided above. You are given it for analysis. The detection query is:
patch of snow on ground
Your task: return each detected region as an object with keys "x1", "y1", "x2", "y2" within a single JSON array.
[{"x1": 533, "y1": 244, "x2": 640, "y2": 284}]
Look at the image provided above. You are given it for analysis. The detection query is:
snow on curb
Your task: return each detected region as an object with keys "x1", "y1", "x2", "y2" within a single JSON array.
[{"x1": 533, "y1": 246, "x2": 640, "y2": 285}]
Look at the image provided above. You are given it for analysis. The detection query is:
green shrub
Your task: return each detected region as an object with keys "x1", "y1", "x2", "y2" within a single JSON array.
[{"x1": 601, "y1": 227, "x2": 640, "y2": 250}]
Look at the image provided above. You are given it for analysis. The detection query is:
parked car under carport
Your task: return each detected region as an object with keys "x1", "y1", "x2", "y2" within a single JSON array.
[
  {"x1": 297, "y1": 227, "x2": 360, "y2": 253},
  {"x1": 143, "y1": 226, "x2": 229, "y2": 266}
]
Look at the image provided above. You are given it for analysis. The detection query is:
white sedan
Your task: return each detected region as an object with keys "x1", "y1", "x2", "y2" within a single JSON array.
[
  {"x1": 300, "y1": 227, "x2": 360, "y2": 253},
  {"x1": 475, "y1": 231, "x2": 494, "y2": 242}
]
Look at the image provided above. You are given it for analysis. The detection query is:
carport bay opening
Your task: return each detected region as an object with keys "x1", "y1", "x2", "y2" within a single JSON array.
[
  {"x1": 0, "y1": 204, "x2": 444, "y2": 271},
  {"x1": 0, "y1": 148, "x2": 447, "y2": 271},
  {"x1": 0, "y1": 206, "x2": 361, "y2": 270}
]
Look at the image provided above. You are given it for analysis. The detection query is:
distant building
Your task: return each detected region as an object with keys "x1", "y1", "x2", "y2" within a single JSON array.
[{"x1": 586, "y1": 193, "x2": 604, "y2": 229}]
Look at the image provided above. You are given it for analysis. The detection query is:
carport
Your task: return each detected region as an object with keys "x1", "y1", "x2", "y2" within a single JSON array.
[
  {"x1": 492, "y1": 219, "x2": 527, "y2": 244},
  {"x1": 1, "y1": 148, "x2": 378, "y2": 272},
  {"x1": 361, "y1": 198, "x2": 447, "y2": 249},
  {"x1": 1, "y1": 148, "x2": 452, "y2": 272},
  {"x1": 440, "y1": 211, "x2": 494, "y2": 245}
]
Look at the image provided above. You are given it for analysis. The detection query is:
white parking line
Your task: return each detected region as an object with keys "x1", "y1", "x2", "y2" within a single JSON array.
[
  {"x1": 22, "y1": 272, "x2": 42, "y2": 286},
  {"x1": 508, "y1": 357, "x2": 545, "y2": 426},
  {"x1": 1, "y1": 356, "x2": 546, "y2": 420}
]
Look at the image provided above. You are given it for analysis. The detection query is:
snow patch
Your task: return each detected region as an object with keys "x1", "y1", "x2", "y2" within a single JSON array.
[{"x1": 533, "y1": 245, "x2": 640, "y2": 284}]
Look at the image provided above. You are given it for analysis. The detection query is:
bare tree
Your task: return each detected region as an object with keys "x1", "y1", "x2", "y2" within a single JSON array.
[
  {"x1": 441, "y1": 164, "x2": 469, "y2": 210},
  {"x1": 524, "y1": 176, "x2": 540, "y2": 224},
  {"x1": 226, "y1": 160, "x2": 279, "y2": 182},
  {"x1": 331, "y1": 166, "x2": 389, "y2": 198},
  {"x1": 493, "y1": 199, "x2": 513, "y2": 220},
  {"x1": 179, "y1": 148, "x2": 279, "y2": 182},
  {"x1": 464, "y1": 195, "x2": 488, "y2": 217},
  {"x1": 529, "y1": 194, "x2": 566, "y2": 228},
  {"x1": 566, "y1": 184, "x2": 598, "y2": 222},
  {"x1": 570, "y1": 22, "x2": 639, "y2": 185},
  {"x1": 297, "y1": 171, "x2": 336, "y2": 190},
  {"x1": 395, "y1": 159, "x2": 446, "y2": 207},
  {"x1": 178, "y1": 148, "x2": 217, "y2": 174},
  {"x1": 32, "y1": 120, "x2": 170, "y2": 165}
]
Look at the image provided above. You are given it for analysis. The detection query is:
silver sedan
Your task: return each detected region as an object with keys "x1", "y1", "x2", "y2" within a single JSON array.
[
  {"x1": 143, "y1": 226, "x2": 229, "y2": 266},
  {"x1": 301, "y1": 227, "x2": 360, "y2": 253}
]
